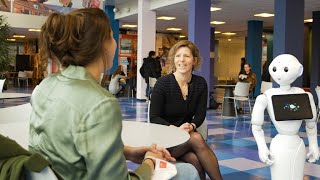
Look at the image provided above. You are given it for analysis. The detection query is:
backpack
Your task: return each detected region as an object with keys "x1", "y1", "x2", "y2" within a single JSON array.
[{"x1": 140, "y1": 63, "x2": 145, "y2": 78}]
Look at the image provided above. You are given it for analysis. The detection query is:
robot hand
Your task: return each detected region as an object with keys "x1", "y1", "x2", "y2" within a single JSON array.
[
  {"x1": 258, "y1": 147, "x2": 274, "y2": 165},
  {"x1": 307, "y1": 145, "x2": 320, "y2": 163}
]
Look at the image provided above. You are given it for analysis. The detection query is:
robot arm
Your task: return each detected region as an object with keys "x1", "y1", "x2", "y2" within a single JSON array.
[
  {"x1": 305, "y1": 92, "x2": 319, "y2": 163},
  {"x1": 251, "y1": 94, "x2": 274, "y2": 165}
]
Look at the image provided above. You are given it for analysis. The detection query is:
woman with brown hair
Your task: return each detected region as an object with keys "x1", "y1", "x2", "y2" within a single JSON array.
[
  {"x1": 29, "y1": 8, "x2": 175, "y2": 180},
  {"x1": 150, "y1": 40, "x2": 222, "y2": 180}
]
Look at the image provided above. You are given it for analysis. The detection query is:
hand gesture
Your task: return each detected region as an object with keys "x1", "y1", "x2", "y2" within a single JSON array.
[
  {"x1": 179, "y1": 123, "x2": 193, "y2": 133},
  {"x1": 258, "y1": 147, "x2": 274, "y2": 165},
  {"x1": 307, "y1": 145, "x2": 320, "y2": 163}
]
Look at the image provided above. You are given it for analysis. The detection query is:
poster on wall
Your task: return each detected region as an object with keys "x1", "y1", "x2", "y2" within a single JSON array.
[{"x1": 0, "y1": 0, "x2": 103, "y2": 15}]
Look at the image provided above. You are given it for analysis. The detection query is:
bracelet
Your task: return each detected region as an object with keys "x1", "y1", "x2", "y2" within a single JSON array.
[{"x1": 191, "y1": 123, "x2": 196, "y2": 131}]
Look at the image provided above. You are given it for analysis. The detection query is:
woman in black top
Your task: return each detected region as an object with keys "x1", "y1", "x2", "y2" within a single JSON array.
[{"x1": 150, "y1": 40, "x2": 222, "y2": 180}]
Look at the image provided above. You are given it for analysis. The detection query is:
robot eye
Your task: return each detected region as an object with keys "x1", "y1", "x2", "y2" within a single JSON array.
[
  {"x1": 272, "y1": 67, "x2": 277, "y2": 72},
  {"x1": 284, "y1": 67, "x2": 288, "y2": 72}
]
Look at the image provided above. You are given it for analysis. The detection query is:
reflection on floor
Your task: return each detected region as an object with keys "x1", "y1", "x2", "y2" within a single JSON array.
[{"x1": 1, "y1": 87, "x2": 320, "y2": 180}]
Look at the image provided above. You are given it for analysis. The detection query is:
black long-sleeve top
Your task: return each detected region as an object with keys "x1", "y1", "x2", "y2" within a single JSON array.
[{"x1": 150, "y1": 73, "x2": 208, "y2": 127}]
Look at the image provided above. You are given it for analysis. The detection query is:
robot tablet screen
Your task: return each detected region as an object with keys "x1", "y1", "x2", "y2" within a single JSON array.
[{"x1": 272, "y1": 93, "x2": 313, "y2": 121}]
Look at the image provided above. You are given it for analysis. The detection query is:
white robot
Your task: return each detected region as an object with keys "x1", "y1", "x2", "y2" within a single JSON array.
[{"x1": 251, "y1": 54, "x2": 319, "y2": 180}]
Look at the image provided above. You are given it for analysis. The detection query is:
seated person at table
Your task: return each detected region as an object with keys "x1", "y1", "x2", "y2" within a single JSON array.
[
  {"x1": 109, "y1": 65, "x2": 126, "y2": 95},
  {"x1": 29, "y1": 8, "x2": 176, "y2": 180},
  {"x1": 150, "y1": 40, "x2": 222, "y2": 180},
  {"x1": 238, "y1": 63, "x2": 257, "y2": 92}
]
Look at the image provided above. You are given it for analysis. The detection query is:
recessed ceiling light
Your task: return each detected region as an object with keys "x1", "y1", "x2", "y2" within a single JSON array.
[
  {"x1": 210, "y1": 21, "x2": 226, "y2": 25},
  {"x1": 157, "y1": 16, "x2": 176, "y2": 20},
  {"x1": 254, "y1": 13, "x2": 274, "y2": 17},
  {"x1": 304, "y1": 19, "x2": 313, "y2": 23},
  {"x1": 13, "y1": 35, "x2": 25, "y2": 38},
  {"x1": 28, "y1": 29, "x2": 41, "y2": 32},
  {"x1": 179, "y1": 35, "x2": 186, "y2": 38},
  {"x1": 122, "y1": 24, "x2": 137, "y2": 28},
  {"x1": 210, "y1": 7, "x2": 221, "y2": 12},
  {"x1": 222, "y1": 32, "x2": 236, "y2": 35},
  {"x1": 214, "y1": 31, "x2": 221, "y2": 34},
  {"x1": 6, "y1": 38, "x2": 16, "y2": 41},
  {"x1": 166, "y1": 28, "x2": 181, "y2": 31},
  {"x1": 228, "y1": 39, "x2": 232, "y2": 41}
]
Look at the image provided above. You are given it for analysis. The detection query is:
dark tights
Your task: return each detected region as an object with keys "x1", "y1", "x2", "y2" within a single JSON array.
[{"x1": 169, "y1": 132, "x2": 222, "y2": 180}]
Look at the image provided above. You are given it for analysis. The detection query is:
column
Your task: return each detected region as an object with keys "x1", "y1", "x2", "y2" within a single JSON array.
[
  {"x1": 311, "y1": 11, "x2": 320, "y2": 104},
  {"x1": 105, "y1": 5, "x2": 120, "y2": 74},
  {"x1": 137, "y1": 0, "x2": 156, "y2": 100},
  {"x1": 188, "y1": 0, "x2": 211, "y2": 105},
  {"x1": 274, "y1": 0, "x2": 304, "y2": 87},
  {"x1": 247, "y1": 20, "x2": 263, "y2": 97}
]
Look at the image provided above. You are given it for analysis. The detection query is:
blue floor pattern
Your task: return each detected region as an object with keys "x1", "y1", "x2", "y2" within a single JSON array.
[{"x1": 2, "y1": 87, "x2": 320, "y2": 180}]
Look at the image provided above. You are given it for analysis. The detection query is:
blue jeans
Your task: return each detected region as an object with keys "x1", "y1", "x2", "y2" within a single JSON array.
[{"x1": 172, "y1": 162, "x2": 200, "y2": 180}]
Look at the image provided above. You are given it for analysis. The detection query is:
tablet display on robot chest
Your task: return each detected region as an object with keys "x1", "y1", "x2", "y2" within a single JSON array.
[{"x1": 272, "y1": 93, "x2": 313, "y2": 121}]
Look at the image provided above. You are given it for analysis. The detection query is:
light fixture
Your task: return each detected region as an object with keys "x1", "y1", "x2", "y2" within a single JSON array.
[
  {"x1": 304, "y1": 19, "x2": 313, "y2": 23},
  {"x1": 13, "y1": 35, "x2": 25, "y2": 38},
  {"x1": 6, "y1": 38, "x2": 16, "y2": 41},
  {"x1": 210, "y1": 21, "x2": 226, "y2": 25},
  {"x1": 179, "y1": 35, "x2": 186, "y2": 38},
  {"x1": 157, "y1": 16, "x2": 176, "y2": 20},
  {"x1": 122, "y1": 24, "x2": 137, "y2": 28},
  {"x1": 166, "y1": 28, "x2": 181, "y2": 31},
  {"x1": 222, "y1": 32, "x2": 236, "y2": 35},
  {"x1": 214, "y1": 31, "x2": 221, "y2": 34},
  {"x1": 210, "y1": 7, "x2": 221, "y2": 12},
  {"x1": 254, "y1": 13, "x2": 274, "y2": 17},
  {"x1": 262, "y1": 34, "x2": 266, "y2": 38},
  {"x1": 28, "y1": 29, "x2": 41, "y2": 32},
  {"x1": 228, "y1": 39, "x2": 232, "y2": 41}
]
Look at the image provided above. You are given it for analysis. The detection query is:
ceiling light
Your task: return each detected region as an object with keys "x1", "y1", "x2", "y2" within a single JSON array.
[
  {"x1": 179, "y1": 35, "x2": 186, "y2": 38},
  {"x1": 157, "y1": 16, "x2": 176, "y2": 20},
  {"x1": 13, "y1": 35, "x2": 25, "y2": 38},
  {"x1": 228, "y1": 39, "x2": 232, "y2": 41},
  {"x1": 6, "y1": 38, "x2": 16, "y2": 41},
  {"x1": 210, "y1": 21, "x2": 226, "y2": 25},
  {"x1": 222, "y1": 32, "x2": 236, "y2": 35},
  {"x1": 28, "y1": 29, "x2": 41, "y2": 32},
  {"x1": 304, "y1": 19, "x2": 313, "y2": 23},
  {"x1": 210, "y1": 7, "x2": 221, "y2": 12},
  {"x1": 122, "y1": 24, "x2": 137, "y2": 28},
  {"x1": 254, "y1": 13, "x2": 274, "y2": 17},
  {"x1": 214, "y1": 31, "x2": 221, "y2": 34},
  {"x1": 166, "y1": 28, "x2": 181, "y2": 31}
]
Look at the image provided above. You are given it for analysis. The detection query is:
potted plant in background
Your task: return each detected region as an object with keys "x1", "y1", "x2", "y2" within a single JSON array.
[{"x1": 0, "y1": 14, "x2": 11, "y2": 90}]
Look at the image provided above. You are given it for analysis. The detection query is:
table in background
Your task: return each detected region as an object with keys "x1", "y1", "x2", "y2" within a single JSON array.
[
  {"x1": 0, "y1": 93, "x2": 31, "y2": 100},
  {"x1": 121, "y1": 121, "x2": 190, "y2": 148},
  {"x1": 214, "y1": 84, "x2": 236, "y2": 117}
]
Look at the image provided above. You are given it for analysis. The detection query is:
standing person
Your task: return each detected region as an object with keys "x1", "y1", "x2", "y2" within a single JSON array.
[
  {"x1": 239, "y1": 57, "x2": 246, "y2": 75},
  {"x1": 109, "y1": 65, "x2": 126, "y2": 96},
  {"x1": 142, "y1": 51, "x2": 157, "y2": 99},
  {"x1": 29, "y1": 8, "x2": 176, "y2": 180},
  {"x1": 155, "y1": 56, "x2": 162, "y2": 79},
  {"x1": 150, "y1": 40, "x2": 222, "y2": 180},
  {"x1": 238, "y1": 63, "x2": 257, "y2": 92}
]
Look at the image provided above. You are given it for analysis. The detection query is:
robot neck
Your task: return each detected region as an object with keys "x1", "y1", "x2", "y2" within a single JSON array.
[{"x1": 280, "y1": 84, "x2": 291, "y2": 91}]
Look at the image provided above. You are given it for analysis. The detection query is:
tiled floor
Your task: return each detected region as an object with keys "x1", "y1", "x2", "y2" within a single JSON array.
[{"x1": 2, "y1": 87, "x2": 320, "y2": 180}]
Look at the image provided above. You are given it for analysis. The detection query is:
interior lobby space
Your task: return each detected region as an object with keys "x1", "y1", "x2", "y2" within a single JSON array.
[{"x1": 1, "y1": 0, "x2": 320, "y2": 180}]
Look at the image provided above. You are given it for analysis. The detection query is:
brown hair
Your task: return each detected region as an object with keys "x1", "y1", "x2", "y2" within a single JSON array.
[
  {"x1": 167, "y1": 40, "x2": 202, "y2": 72},
  {"x1": 39, "y1": 8, "x2": 112, "y2": 69},
  {"x1": 112, "y1": 66, "x2": 123, "y2": 78}
]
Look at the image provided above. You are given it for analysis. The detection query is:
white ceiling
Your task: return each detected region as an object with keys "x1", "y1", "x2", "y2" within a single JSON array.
[
  {"x1": 7, "y1": 0, "x2": 320, "y2": 41},
  {"x1": 117, "y1": 0, "x2": 320, "y2": 39}
]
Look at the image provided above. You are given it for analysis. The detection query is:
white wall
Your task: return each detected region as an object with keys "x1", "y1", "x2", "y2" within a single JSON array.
[{"x1": 214, "y1": 38, "x2": 245, "y2": 81}]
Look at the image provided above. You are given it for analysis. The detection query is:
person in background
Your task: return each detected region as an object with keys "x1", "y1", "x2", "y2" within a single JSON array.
[
  {"x1": 29, "y1": 8, "x2": 175, "y2": 180},
  {"x1": 238, "y1": 57, "x2": 246, "y2": 75},
  {"x1": 155, "y1": 56, "x2": 162, "y2": 79},
  {"x1": 142, "y1": 51, "x2": 157, "y2": 99},
  {"x1": 109, "y1": 65, "x2": 127, "y2": 96},
  {"x1": 150, "y1": 40, "x2": 222, "y2": 180},
  {"x1": 238, "y1": 63, "x2": 257, "y2": 92}
]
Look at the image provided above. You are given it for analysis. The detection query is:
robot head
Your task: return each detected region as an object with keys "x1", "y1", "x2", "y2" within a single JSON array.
[{"x1": 269, "y1": 54, "x2": 303, "y2": 86}]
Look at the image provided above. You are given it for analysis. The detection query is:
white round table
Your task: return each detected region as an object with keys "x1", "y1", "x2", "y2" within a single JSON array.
[
  {"x1": 121, "y1": 121, "x2": 190, "y2": 148},
  {"x1": 0, "y1": 93, "x2": 31, "y2": 99}
]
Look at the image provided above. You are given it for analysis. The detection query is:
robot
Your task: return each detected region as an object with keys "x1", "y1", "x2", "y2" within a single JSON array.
[{"x1": 251, "y1": 54, "x2": 319, "y2": 180}]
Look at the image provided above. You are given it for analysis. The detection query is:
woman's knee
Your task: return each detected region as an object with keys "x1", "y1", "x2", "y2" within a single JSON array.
[{"x1": 189, "y1": 132, "x2": 207, "y2": 149}]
